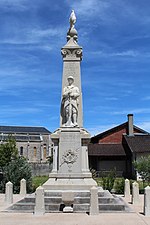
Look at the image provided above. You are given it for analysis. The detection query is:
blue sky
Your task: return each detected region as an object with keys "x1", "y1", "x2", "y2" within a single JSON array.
[{"x1": 0, "y1": 0, "x2": 150, "y2": 135}]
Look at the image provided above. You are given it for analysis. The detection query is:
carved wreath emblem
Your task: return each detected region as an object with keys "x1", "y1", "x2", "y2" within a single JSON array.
[{"x1": 60, "y1": 149, "x2": 78, "y2": 170}]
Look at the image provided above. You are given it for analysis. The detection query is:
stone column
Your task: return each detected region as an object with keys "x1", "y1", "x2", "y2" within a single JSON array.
[
  {"x1": 52, "y1": 146, "x2": 58, "y2": 173},
  {"x1": 60, "y1": 11, "x2": 83, "y2": 128},
  {"x1": 132, "y1": 181, "x2": 140, "y2": 205},
  {"x1": 124, "y1": 179, "x2": 130, "y2": 201},
  {"x1": 144, "y1": 186, "x2": 150, "y2": 216},
  {"x1": 90, "y1": 186, "x2": 99, "y2": 215},
  {"x1": 82, "y1": 146, "x2": 90, "y2": 173},
  {"x1": 34, "y1": 186, "x2": 45, "y2": 215},
  {"x1": 20, "y1": 178, "x2": 27, "y2": 196},
  {"x1": 5, "y1": 181, "x2": 13, "y2": 204}
]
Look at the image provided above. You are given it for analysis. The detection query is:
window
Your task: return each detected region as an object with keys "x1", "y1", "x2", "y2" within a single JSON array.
[
  {"x1": 34, "y1": 147, "x2": 37, "y2": 157},
  {"x1": 43, "y1": 147, "x2": 47, "y2": 158},
  {"x1": 20, "y1": 146, "x2": 23, "y2": 156}
]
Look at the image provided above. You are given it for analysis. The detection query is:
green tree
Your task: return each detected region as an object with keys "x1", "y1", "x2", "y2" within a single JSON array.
[
  {"x1": 4, "y1": 157, "x2": 32, "y2": 193},
  {"x1": 0, "y1": 136, "x2": 32, "y2": 193},
  {"x1": 0, "y1": 136, "x2": 18, "y2": 169},
  {"x1": 133, "y1": 156, "x2": 150, "y2": 185}
]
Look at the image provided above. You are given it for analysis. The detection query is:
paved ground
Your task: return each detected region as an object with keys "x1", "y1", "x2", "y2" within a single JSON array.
[{"x1": 0, "y1": 194, "x2": 150, "y2": 225}]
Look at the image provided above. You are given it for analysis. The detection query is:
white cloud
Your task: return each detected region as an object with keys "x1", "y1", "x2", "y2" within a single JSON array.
[
  {"x1": 0, "y1": 66, "x2": 43, "y2": 94},
  {"x1": 141, "y1": 96, "x2": 150, "y2": 101},
  {"x1": 0, "y1": 27, "x2": 65, "y2": 46},
  {"x1": 67, "y1": 0, "x2": 150, "y2": 26},
  {"x1": 110, "y1": 108, "x2": 150, "y2": 115},
  {"x1": 137, "y1": 122, "x2": 150, "y2": 133},
  {"x1": 87, "y1": 123, "x2": 117, "y2": 136},
  {"x1": 105, "y1": 97, "x2": 118, "y2": 101},
  {"x1": 0, "y1": 0, "x2": 28, "y2": 11},
  {"x1": 30, "y1": 28, "x2": 65, "y2": 38},
  {"x1": 88, "y1": 119, "x2": 150, "y2": 136},
  {"x1": 110, "y1": 50, "x2": 139, "y2": 57},
  {"x1": 0, "y1": 106, "x2": 42, "y2": 118},
  {"x1": 68, "y1": 0, "x2": 110, "y2": 18},
  {"x1": 90, "y1": 50, "x2": 150, "y2": 58}
]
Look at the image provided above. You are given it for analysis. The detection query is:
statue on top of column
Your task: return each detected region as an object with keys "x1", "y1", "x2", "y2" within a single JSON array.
[
  {"x1": 61, "y1": 76, "x2": 80, "y2": 127},
  {"x1": 67, "y1": 10, "x2": 78, "y2": 42},
  {"x1": 70, "y1": 10, "x2": 76, "y2": 29}
]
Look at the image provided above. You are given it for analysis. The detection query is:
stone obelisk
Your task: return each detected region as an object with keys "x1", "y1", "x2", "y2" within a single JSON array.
[{"x1": 43, "y1": 10, "x2": 97, "y2": 190}]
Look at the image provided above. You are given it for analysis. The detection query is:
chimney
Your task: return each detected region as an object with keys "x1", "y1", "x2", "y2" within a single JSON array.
[{"x1": 127, "y1": 114, "x2": 134, "y2": 136}]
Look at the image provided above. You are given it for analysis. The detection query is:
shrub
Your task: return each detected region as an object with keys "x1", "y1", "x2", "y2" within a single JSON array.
[
  {"x1": 3, "y1": 157, "x2": 33, "y2": 193},
  {"x1": 114, "y1": 178, "x2": 125, "y2": 194},
  {"x1": 102, "y1": 169, "x2": 116, "y2": 192},
  {"x1": 133, "y1": 156, "x2": 150, "y2": 184},
  {"x1": 94, "y1": 177, "x2": 103, "y2": 186}
]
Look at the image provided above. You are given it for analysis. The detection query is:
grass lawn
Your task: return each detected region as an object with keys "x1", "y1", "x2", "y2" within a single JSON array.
[{"x1": 32, "y1": 175, "x2": 49, "y2": 191}]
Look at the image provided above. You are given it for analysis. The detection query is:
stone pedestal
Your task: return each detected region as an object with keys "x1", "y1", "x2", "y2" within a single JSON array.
[{"x1": 43, "y1": 127, "x2": 97, "y2": 191}]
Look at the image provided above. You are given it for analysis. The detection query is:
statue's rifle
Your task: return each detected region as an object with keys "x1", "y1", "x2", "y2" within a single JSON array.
[{"x1": 68, "y1": 91, "x2": 72, "y2": 125}]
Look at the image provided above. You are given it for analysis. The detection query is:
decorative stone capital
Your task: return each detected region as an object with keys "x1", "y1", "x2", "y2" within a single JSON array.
[{"x1": 61, "y1": 47, "x2": 82, "y2": 61}]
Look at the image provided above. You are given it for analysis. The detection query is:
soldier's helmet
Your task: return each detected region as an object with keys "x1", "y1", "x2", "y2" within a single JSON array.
[{"x1": 67, "y1": 76, "x2": 74, "y2": 81}]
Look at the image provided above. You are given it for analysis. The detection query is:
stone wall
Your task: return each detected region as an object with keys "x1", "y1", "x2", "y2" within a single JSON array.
[
  {"x1": 15, "y1": 134, "x2": 53, "y2": 163},
  {"x1": 29, "y1": 162, "x2": 52, "y2": 176}
]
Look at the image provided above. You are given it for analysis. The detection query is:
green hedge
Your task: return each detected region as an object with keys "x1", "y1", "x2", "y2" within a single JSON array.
[{"x1": 94, "y1": 177, "x2": 146, "y2": 194}]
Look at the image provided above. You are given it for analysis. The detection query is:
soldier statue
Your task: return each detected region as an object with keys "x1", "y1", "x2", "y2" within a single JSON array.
[{"x1": 61, "y1": 76, "x2": 80, "y2": 127}]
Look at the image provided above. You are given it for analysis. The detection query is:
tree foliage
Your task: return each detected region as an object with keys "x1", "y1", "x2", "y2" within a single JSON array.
[
  {"x1": 133, "y1": 156, "x2": 150, "y2": 183},
  {"x1": 4, "y1": 157, "x2": 32, "y2": 193},
  {"x1": 0, "y1": 136, "x2": 18, "y2": 169},
  {"x1": 0, "y1": 136, "x2": 32, "y2": 193}
]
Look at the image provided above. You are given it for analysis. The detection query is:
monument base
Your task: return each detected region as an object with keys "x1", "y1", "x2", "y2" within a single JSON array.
[
  {"x1": 43, "y1": 177, "x2": 97, "y2": 191},
  {"x1": 43, "y1": 126, "x2": 97, "y2": 191}
]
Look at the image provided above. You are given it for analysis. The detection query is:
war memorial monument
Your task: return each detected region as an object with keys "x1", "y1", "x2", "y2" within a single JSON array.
[
  {"x1": 7, "y1": 11, "x2": 127, "y2": 214},
  {"x1": 43, "y1": 10, "x2": 97, "y2": 191}
]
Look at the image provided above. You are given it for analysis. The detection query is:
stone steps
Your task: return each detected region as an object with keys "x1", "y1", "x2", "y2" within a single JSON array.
[{"x1": 6, "y1": 190, "x2": 127, "y2": 213}]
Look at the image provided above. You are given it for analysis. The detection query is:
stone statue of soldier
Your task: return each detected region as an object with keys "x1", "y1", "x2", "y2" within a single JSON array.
[{"x1": 61, "y1": 76, "x2": 80, "y2": 127}]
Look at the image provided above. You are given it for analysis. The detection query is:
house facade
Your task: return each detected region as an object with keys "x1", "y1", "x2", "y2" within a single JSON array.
[{"x1": 89, "y1": 114, "x2": 150, "y2": 179}]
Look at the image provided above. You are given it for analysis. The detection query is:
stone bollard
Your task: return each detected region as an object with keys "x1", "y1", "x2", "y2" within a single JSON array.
[
  {"x1": 34, "y1": 186, "x2": 45, "y2": 215},
  {"x1": 124, "y1": 179, "x2": 130, "y2": 201},
  {"x1": 20, "y1": 178, "x2": 27, "y2": 196},
  {"x1": 144, "y1": 186, "x2": 150, "y2": 216},
  {"x1": 132, "y1": 181, "x2": 140, "y2": 205},
  {"x1": 90, "y1": 186, "x2": 99, "y2": 215},
  {"x1": 5, "y1": 181, "x2": 13, "y2": 204}
]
